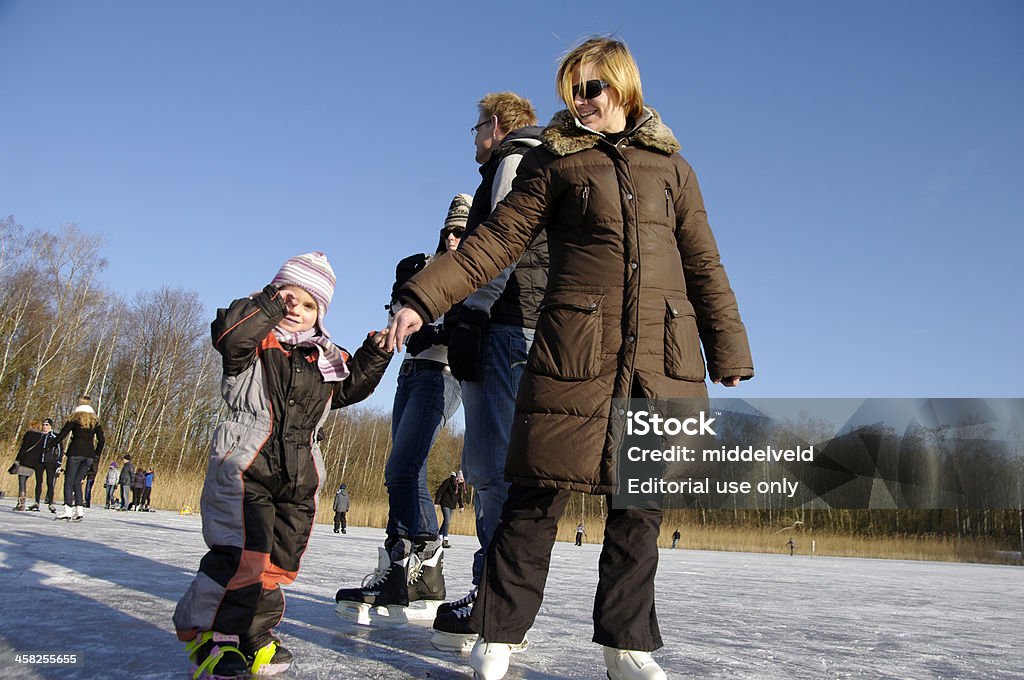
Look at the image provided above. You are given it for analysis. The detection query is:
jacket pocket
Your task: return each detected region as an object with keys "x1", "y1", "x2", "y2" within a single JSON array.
[
  {"x1": 664, "y1": 297, "x2": 706, "y2": 381},
  {"x1": 528, "y1": 291, "x2": 603, "y2": 380}
]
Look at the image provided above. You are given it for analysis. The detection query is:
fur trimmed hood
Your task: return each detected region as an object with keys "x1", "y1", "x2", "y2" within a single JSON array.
[{"x1": 541, "y1": 107, "x2": 681, "y2": 157}]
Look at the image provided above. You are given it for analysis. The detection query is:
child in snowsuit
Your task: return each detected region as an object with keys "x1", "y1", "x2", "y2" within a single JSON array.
[{"x1": 173, "y1": 252, "x2": 392, "y2": 678}]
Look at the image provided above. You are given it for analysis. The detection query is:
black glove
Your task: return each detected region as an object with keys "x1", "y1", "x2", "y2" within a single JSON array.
[
  {"x1": 406, "y1": 325, "x2": 441, "y2": 357},
  {"x1": 447, "y1": 308, "x2": 489, "y2": 382}
]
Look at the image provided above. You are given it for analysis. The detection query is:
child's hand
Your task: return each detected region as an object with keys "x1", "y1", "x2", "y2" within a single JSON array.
[{"x1": 372, "y1": 328, "x2": 392, "y2": 352}]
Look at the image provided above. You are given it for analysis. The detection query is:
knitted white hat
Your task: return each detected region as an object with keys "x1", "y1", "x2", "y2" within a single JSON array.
[{"x1": 270, "y1": 252, "x2": 337, "y2": 326}]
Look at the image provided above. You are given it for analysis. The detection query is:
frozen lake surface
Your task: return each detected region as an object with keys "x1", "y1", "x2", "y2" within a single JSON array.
[{"x1": 0, "y1": 507, "x2": 1020, "y2": 679}]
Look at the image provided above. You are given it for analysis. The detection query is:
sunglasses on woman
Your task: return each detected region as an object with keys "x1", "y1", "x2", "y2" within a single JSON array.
[
  {"x1": 573, "y1": 79, "x2": 610, "y2": 100},
  {"x1": 444, "y1": 228, "x2": 465, "y2": 239}
]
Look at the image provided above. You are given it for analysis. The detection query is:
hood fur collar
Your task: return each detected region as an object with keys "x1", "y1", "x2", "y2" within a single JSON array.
[{"x1": 541, "y1": 107, "x2": 681, "y2": 157}]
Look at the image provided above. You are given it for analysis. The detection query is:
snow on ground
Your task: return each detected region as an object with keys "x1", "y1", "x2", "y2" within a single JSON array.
[{"x1": 0, "y1": 507, "x2": 1020, "y2": 679}]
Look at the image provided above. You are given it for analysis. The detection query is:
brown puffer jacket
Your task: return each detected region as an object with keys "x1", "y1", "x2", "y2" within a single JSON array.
[{"x1": 402, "y1": 108, "x2": 754, "y2": 494}]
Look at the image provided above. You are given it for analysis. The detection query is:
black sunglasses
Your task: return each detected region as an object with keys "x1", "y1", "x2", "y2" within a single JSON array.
[
  {"x1": 573, "y1": 79, "x2": 610, "y2": 100},
  {"x1": 444, "y1": 228, "x2": 465, "y2": 238}
]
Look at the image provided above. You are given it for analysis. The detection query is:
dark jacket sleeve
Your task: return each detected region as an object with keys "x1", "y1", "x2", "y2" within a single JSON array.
[
  {"x1": 94, "y1": 424, "x2": 105, "y2": 457},
  {"x1": 673, "y1": 160, "x2": 754, "y2": 381},
  {"x1": 400, "y1": 150, "x2": 552, "y2": 322},
  {"x1": 212, "y1": 285, "x2": 288, "y2": 377},
  {"x1": 331, "y1": 334, "x2": 393, "y2": 409},
  {"x1": 54, "y1": 422, "x2": 73, "y2": 445}
]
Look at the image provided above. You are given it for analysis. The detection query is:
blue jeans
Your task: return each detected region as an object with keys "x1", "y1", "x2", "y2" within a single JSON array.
[
  {"x1": 384, "y1": 362, "x2": 461, "y2": 541},
  {"x1": 460, "y1": 323, "x2": 534, "y2": 585}
]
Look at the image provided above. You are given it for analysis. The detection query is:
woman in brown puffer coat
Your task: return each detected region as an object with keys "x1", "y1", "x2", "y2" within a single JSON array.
[{"x1": 390, "y1": 37, "x2": 753, "y2": 679}]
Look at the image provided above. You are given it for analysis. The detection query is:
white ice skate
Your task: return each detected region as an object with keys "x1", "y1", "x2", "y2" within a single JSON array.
[
  {"x1": 603, "y1": 647, "x2": 667, "y2": 680},
  {"x1": 469, "y1": 640, "x2": 512, "y2": 680},
  {"x1": 55, "y1": 504, "x2": 73, "y2": 521}
]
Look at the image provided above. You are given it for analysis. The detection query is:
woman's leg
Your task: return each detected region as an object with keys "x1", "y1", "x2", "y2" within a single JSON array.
[
  {"x1": 385, "y1": 369, "x2": 452, "y2": 542},
  {"x1": 470, "y1": 484, "x2": 571, "y2": 643},
  {"x1": 18, "y1": 473, "x2": 29, "y2": 496},
  {"x1": 592, "y1": 502, "x2": 663, "y2": 651},
  {"x1": 439, "y1": 506, "x2": 453, "y2": 537},
  {"x1": 33, "y1": 468, "x2": 45, "y2": 505}
]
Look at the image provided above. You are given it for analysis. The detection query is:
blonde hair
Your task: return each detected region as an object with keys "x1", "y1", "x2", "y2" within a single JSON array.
[
  {"x1": 556, "y1": 36, "x2": 644, "y2": 121},
  {"x1": 69, "y1": 410, "x2": 98, "y2": 430},
  {"x1": 479, "y1": 92, "x2": 537, "y2": 135}
]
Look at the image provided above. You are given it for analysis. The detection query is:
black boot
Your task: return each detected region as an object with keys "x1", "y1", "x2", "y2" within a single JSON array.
[
  {"x1": 405, "y1": 538, "x2": 446, "y2": 621},
  {"x1": 334, "y1": 538, "x2": 412, "y2": 625}
]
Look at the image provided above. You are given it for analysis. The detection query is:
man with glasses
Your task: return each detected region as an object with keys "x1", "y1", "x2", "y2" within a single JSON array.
[{"x1": 431, "y1": 92, "x2": 548, "y2": 652}]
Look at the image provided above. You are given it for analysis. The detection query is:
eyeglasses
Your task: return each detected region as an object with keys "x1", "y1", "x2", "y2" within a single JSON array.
[
  {"x1": 444, "y1": 228, "x2": 465, "y2": 239},
  {"x1": 573, "y1": 79, "x2": 611, "y2": 100},
  {"x1": 470, "y1": 118, "x2": 493, "y2": 136}
]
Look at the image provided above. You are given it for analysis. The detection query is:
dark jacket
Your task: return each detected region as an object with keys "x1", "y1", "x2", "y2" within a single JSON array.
[
  {"x1": 133, "y1": 469, "x2": 147, "y2": 489},
  {"x1": 15, "y1": 430, "x2": 45, "y2": 469},
  {"x1": 55, "y1": 420, "x2": 105, "y2": 460},
  {"x1": 40, "y1": 432, "x2": 62, "y2": 465},
  {"x1": 401, "y1": 109, "x2": 753, "y2": 494},
  {"x1": 434, "y1": 476, "x2": 463, "y2": 509},
  {"x1": 206, "y1": 286, "x2": 392, "y2": 519},
  {"x1": 119, "y1": 462, "x2": 135, "y2": 485},
  {"x1": 464, "y1": 125, "x2": 549, "y2": 329}
]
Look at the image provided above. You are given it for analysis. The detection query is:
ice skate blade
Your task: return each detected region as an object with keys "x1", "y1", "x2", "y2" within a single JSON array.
[
  {"x1": 430, "y1": 630, "x2": 478, "y2": 653},
  {"x1": 432, "y1": 632, "x2": 529, "y2": 654},
  {"x1": 403, "y1": 599, "x2": 443, "y2": 622},
  {"x1": 334, "y1": 601, "x2": 409, "y2": 626}
]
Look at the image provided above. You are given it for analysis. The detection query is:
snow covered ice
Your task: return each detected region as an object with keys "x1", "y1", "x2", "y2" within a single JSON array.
[{"x1": 0, "y1": 508, "x2": 1021, "y2": 679}]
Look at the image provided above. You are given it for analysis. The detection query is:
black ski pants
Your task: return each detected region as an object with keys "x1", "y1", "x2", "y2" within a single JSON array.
[
  {"x1": 470, "y1": 484, "x2": 663, "y2": 651},
  {"x1": 42, "y1": 460, "x2": 58, "y2": 504}
]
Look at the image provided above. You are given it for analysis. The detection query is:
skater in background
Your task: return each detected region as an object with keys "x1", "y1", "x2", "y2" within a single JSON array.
[
  {"x1": 389, "y1": 37, "x2": 753, "y2": 679},
  {"x1": 786, "y1": 538, "x2": 796, "y2": 556},
  {"x1": 333, "y1": 482, "x2": 349, "y2": 534},
  {"x1": 142, "y1": 467, "x2": 155, "y2": 511},
  {"x1": 575, "y1": 522, "x2": 586, "y2": 547},
  {"x1": 83, "y1": 458, "x2": 97, "y2": 507},
  {"x1": 12, "y1": 420, "x2": 45, "y2": 511},
  {"x1": 335, "y1": 197, "x2": 467, "y2": 627},
  {"x1": 40, "y1": 419, "x2": 63, "y2": 513},
  {"x1": 131, "y1": 466, "x2": 146, "y2": 510},
  {"x1": 435, "y1": 471, "x2": 464, "y2": 549},
  {"x1": 104, "y1": 461, "x2": 119, "y2": 509},
  {"x1": 54, "y1": 395, "x2": 105, "y2": 522},
  {"x1": 671, "y1": 529, "x2": 681, "y2": 549},
  {"x1": 173, "y1": 251, "x2": 391, "y2": 679},
  {"x1": 119, "y1": 455, "x2": 134, "y2": 510}
]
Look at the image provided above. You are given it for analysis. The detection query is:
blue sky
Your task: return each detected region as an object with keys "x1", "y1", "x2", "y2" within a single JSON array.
[{"x1": 2, "y1": 1, "x2": 1022, "y2": 418}]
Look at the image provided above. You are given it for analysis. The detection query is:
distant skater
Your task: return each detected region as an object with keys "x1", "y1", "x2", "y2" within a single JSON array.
[
  {"x1": 54, "y1": 396, "x2": 105, "y2": 522},
  {"x1": 333, "y1": 483, "x2": 349, "y2": 534},
  {"x1": 575, "y1": 523, "x2": 586, "y2": 547},
  {"x1": 671, "y1": 529, "x2": 681, "y2": 549},
  {"x1": 786, "y1": 538, "x2": 796, "y2": 556}
]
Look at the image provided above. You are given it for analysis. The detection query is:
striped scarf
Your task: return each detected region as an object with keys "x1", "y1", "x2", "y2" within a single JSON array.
[{"x1": 273, "y1": 328, "x2": 350, "y2": 383}]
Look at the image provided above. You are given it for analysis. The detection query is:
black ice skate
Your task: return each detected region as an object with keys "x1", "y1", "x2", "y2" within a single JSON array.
[
  {"x1": 334, "y1": 544, "x2": 412, "y2": 626},
  {"x1": 404, "y1": 539, "x2": 446, "y2": 622}
]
